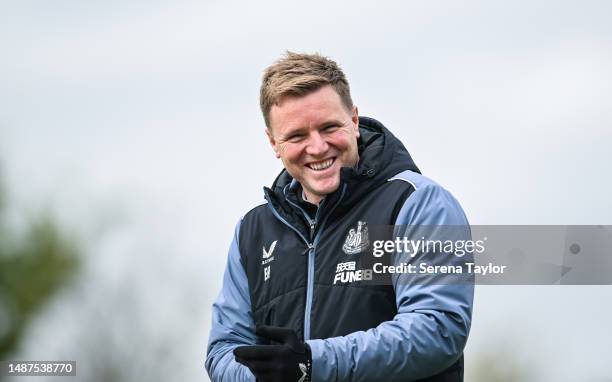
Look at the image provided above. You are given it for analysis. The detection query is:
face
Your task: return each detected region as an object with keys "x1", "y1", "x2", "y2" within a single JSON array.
[{"x1": 266, "y1": 85, "x2": 360, "y2": 205}]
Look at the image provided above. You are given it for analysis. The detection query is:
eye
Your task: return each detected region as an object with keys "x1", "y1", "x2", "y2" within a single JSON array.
[
  {"x1": 323, "y1": 124, "x2": 339, "y2": 132},
  {"x1": 286, "y1": 134, "x2": 304, "y2": 143}
]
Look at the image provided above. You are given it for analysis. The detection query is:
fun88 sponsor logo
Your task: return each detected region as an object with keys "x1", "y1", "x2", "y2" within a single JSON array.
[{"x1": 333, "y1": 261, "x2": 373, "y2": 285}]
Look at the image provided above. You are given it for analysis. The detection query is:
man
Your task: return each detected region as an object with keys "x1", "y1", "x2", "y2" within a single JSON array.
[{"x1": 206, "y1": 52, "x2": 473, "y2": 381}]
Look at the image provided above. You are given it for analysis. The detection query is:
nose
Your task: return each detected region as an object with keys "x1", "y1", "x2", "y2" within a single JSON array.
[{"x1": 305, "y1": 131, "x2": 329, "y2": 156}]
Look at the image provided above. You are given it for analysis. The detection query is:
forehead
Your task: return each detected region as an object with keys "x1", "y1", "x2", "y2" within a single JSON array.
[{"x1": 269, "y1": 85, "x2": 349, "y2": 132}]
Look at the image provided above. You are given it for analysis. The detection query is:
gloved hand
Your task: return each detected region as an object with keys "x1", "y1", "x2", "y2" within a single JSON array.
[{"x1": 234, "y1": 325, "x2": 312, "y2": 382}]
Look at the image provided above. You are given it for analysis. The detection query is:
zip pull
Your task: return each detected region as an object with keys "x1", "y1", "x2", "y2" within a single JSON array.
[
  {"x1": 302, "y1": 243, "x2": 314, "y2": 255},
  {"x1": 309, "y1": 221, "x2": 315, "y2": 239}
]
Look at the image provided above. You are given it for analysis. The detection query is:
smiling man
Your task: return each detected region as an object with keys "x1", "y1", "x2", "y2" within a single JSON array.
[
  {"x1": 206, "y1": 52, "x2": 474, "y2": 382},
  {"x1": 265, "y1": 84, "x2": 360, "y2": 205}
]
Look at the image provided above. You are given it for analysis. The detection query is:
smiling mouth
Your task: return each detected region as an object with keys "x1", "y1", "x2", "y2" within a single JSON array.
[{"x1": 307, "y1": 158, "x2": 336, "y2": 171}]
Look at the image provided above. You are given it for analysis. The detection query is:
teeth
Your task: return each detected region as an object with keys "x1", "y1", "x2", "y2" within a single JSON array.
[{"x1": 309, "y1": 158, "x2": 334, "y2": 171}]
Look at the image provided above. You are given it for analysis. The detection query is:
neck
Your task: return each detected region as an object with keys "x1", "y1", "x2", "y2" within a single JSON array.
[{"x1": 302, "y1": 189, "x2": 323, "y2": 206}]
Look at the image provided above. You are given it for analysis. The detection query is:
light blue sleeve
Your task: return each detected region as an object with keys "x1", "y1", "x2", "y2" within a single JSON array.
[
  {"x1": 205, "y1": 219, "x2": 257, "y2": 382},
  {"x1": 306, "y1": 171, "x2": 474, "y2": 382}
]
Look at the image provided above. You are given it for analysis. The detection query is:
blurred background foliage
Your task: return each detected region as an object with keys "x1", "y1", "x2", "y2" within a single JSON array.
[{"x1": 0, "y1": 172, "x2": 80, "y2": 363}]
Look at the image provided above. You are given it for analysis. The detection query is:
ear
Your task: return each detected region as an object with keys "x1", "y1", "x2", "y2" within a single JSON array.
[
  {"x1": 265, "y1": 128, "x2": 281, "y2": 158},
  {"x1": 351, "y1": 106, "x2": 360, "y2": 138}
]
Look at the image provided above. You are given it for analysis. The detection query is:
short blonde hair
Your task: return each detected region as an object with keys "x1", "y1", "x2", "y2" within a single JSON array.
[{"x1": 260, "y1": 51, "x2": 353, "y2": 128}]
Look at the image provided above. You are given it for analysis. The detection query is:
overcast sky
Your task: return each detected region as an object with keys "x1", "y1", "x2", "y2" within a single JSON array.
[{"x1": 1, "y1": 0, "x2": 611, "y2": 381}]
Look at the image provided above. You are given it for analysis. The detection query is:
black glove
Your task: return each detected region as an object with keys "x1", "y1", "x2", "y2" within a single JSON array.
[{"x1": 234, "y1": 325, "x2": 312, "y2": 382}]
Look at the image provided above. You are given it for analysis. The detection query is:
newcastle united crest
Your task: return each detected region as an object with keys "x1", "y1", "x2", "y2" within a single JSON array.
[{"x1": 342, "y1": 221, "x2": 370, "y2": 255}]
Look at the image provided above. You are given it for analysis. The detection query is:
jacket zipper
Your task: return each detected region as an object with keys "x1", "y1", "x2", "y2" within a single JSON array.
[{"x1": 266, "y1": 184, "x2": 346, "y2": 340}]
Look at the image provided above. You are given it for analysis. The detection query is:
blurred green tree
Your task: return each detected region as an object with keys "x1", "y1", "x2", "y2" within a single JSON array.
[{"x1": 0, "y1": 175, "x2": 80, "y2": 361}]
